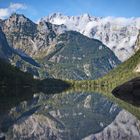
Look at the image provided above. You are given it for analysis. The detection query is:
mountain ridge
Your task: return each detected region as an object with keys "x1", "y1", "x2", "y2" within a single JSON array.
[
  {"x1": 42, "y1": 13, "x2": 140, "y2": 61},
  {"x1": 0, "y1": 25, "x2": 42, "y2": 78},
  {"x1": 0, "y1": 13, "x2": 120, "y2": 80},
  {"x1": 39, "y1": 30, "x2": 121, "y2": 79}
]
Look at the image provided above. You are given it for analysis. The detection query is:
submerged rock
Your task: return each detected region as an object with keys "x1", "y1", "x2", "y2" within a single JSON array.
[{"x1": 112, "y1": 77, "x2": 140, "y2": 106}]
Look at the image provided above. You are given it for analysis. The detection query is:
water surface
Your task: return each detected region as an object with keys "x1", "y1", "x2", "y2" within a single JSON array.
[{"x1": 0, "y1": 87, "x2": 139, "y2": 140}]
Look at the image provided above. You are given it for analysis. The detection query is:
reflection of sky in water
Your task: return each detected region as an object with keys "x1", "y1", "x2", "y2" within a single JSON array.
[{"x1": 1, "y1": 91, "x2": 122, "y2": 140}]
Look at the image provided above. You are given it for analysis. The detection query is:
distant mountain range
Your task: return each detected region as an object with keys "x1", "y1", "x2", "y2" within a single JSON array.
[
  {"x1": 0, "y1": 13, "x2": 121, "y2": 80},
  {"x1": 41, "y1": 13, "x2": 140, "y2": 61}
]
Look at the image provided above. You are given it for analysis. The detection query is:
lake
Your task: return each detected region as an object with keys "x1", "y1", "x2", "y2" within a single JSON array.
[{"x1": 0, "y1": 87, "x2": 140, "y2": 140}]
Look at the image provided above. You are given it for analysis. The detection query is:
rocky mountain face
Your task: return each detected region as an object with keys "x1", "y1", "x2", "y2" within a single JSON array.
[
  {"x1": 42, "y1": 13, "x2": 140, "y2": 61},
  {"x1": 97, "y1": 30, "x2": 140, "y2": 93},
  {"x1": 42, "y1": 31, "x2": 120, "y2": 79},
  {"x1": 1, "y1": 13, "x2": 38, "y2": 57},
  {"x1": 1, "y1": 13, "x2": 67, "y2": 58},
  {"x1": 0, "y1": 13, "x2": 120, "y2": 80},
  {"x1": 0, "y1": 24, "x2": 41, "y2": 78},
  {"x1": 0, "y1": 27, "x2": 12, "y2": 60},
  {"x1": 135, "y1": 30, "x2": 140, "y2": 52},
  {"x1": 133, "y1": 31, "x2": 140, "y2": 73}
]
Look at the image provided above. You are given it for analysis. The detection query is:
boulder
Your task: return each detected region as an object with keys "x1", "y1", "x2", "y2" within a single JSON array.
[{"x1": 112, "y1": 77, "x2": 140, "y2": 106}]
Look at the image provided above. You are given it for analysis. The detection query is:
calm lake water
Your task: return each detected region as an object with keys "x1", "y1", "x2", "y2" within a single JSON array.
[{"x1": 0, "y1": 87, "x2": 139, "y2": 140}]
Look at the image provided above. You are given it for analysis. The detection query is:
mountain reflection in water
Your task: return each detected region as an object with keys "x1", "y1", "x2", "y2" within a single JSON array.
[
  {"x1": 0, "y1": 85, "x2": 121, "y2": 139},
  {"x1": 0, "y1": 86, "x2": 123, "y2": 140}
]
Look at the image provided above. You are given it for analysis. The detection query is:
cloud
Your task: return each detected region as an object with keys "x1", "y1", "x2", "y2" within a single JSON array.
[{"x1": 0, "y1": 3, "x2": 27, "y2": 19}]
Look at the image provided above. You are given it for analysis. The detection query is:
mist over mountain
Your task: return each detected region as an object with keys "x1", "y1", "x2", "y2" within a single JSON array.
[{"x1": 41, "y1": 13, "x2": 140, "y2": 61}]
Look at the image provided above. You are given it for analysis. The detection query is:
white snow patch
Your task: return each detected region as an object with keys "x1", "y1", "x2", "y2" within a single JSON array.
[
  {"x1": 99, "y1": 122, "x2": 104, "y2": 127},
  {"x1": 84, "y1": 95, "x2": 92, "y2": 109},
  {"x1": 42, "y1": 13, "x2": 140, "y2": 61},
  {"x1": 83, "y1": 64, "x2": 91, "y2": 77},
  {"x1": 99, "y1": 45, "x2": 103, "y2": 50},
  {"x1": 30, "y1": 39, "x2": 38, "y2": 51},
  {"x1": 134, "y1": 63, "x2": 140, "y2": 73},
  {"x1": 109, "y1": 104, "x2": 118, "y2": 113},
  {"x1": 109, "y1": 59, "x2": 117, "y2": 68}
]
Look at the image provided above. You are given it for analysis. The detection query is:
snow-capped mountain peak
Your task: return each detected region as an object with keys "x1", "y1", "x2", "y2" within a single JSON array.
[{"x1": 41, "y1": 13, "x2": 140, "y2": 61}]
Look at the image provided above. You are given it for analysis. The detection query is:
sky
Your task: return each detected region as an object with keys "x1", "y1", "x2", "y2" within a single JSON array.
[{"x1": 0, "y1": 0, "x2": 140, "y2": 21}]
